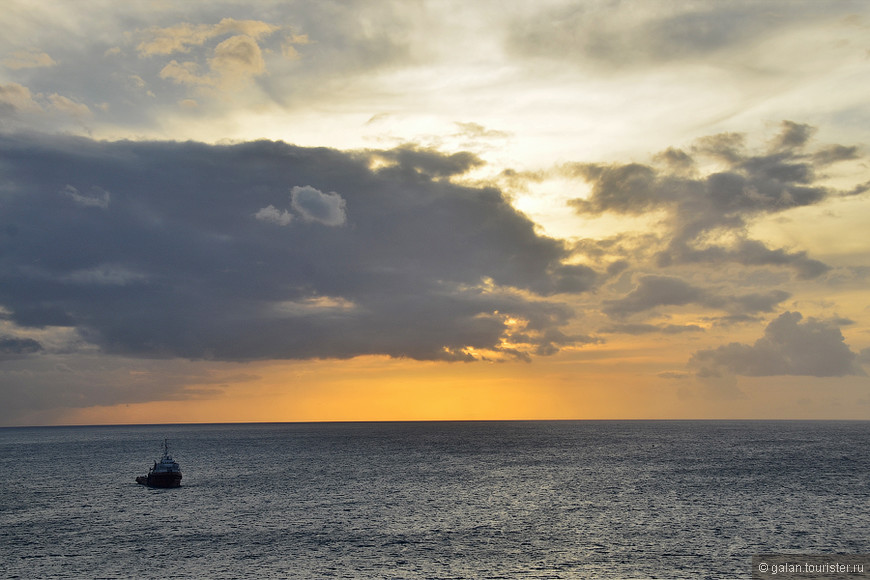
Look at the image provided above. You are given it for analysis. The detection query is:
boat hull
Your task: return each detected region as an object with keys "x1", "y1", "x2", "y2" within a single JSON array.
[{"x1": 136, "y1": 472, "x2": 182, "y2": 488}]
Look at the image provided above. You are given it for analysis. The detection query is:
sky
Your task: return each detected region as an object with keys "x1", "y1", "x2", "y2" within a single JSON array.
[{"x1": 1, "y1": 0, "x2": 869, "y2": 426}]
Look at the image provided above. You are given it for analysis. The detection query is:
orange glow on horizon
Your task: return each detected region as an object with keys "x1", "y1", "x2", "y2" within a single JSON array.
[{"x1": 38, "y1": 342, "x2": 870, "y2": 427}]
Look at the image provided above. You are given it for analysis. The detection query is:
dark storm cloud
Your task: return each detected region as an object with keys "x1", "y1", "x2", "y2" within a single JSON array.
[
  {"x1": 602, "y1": 275, "x2": 790, "y2": 318},
  {"x1": 0, "y1": 132, "x2": 594, "y2": 363},
  {"x1": 568, "y1": 121, "x2": 862, "y2": 279},
  {"x1": 0, "y1": 354, "x2": 255, "y2": 424},
  {"x1": 689, "y1": 312, "x2": 864, "y2": 377},
  {"x1": 372, "y1": 145, "x2": 485, "y2": 179},
  {"x1": 0, "y1": 336, "x2": 43, "y2": 358}
]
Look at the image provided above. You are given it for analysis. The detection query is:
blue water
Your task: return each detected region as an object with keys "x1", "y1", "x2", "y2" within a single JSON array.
[{"x1": 1, "y1": 421, "x2": 868, "y2": 579}]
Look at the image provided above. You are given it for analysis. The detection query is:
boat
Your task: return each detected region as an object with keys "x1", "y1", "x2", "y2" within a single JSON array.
[{"x1": 136, "y1": 439, "x2": 183, "y2": 488}]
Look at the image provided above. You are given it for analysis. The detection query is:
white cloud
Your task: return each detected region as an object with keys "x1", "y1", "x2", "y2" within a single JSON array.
[
  {"x1": 255, "y1": 186, "x2": 348, "y2": 227},
  {"x1": 60, "y1": 185, "x2": 110, "y2": 208},
  {"x1": 290, "y1": 185, "x2": 347, "y2": 227},
  {"x1": 253, "y1": 204, "x2": 293, "y2": 226}
]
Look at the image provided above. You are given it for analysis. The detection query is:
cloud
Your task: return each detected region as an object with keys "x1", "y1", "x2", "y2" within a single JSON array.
[
  {"x1": 770, "y1": 120, "x2": 816, "y2": 151},
  {"x1": 668, "y1": 239, "x2": 830, "y2": 281},
  {"x1": 47, "y1": 94, "x2": 92, "y2": 119},
  {"x1": 371, "y1": 145, "x2": 485, "y2": 179},
  {"x1": 136, "y1": 18, "x2": 279, "y2": 56},
  {"x1": 812, "y1": 145, "x2": 860, "y2": 166},
  {"x1": 603, "y1": 275, "x2": 790, "y2": 318},
  {"x1": 659, "y1": 370, "x2": 692, "y2": 380},
  {"x1": 0, "y1": 336, "x2": 43, "y2": 358},
  {"x1": 60, "y1": 185, "x2": 110, "y2": 208},
  {"x1": 0, "y1": 5, "x2": 420, "y2": 139},
  {"x1": 689, "y1": 311, "x2": 863, "y2": 377},
  {"x1": 209, "y1": 35, "x2": 266, "y2": 80},
  {"x1": 290, "y1": 186, "x2": 347, "y2": 227},
  {"x1": 254, "y1": 185, "x2": 347, "y2": 227},
  {"x1": 0, "y1": 354, "x2": 255, "y2": 424},
  {"x1": 159, "y1": 60, "x2": 213, "y2": 86},
  {"x1": 159, "y1": 39, "x2": 266, "y2": 89},
  {"x1": 255, "y1": 186, "x2": 348, "y2": 227},
  {"x1": 0, "y1": 83, "x2": 101, "y2": 132},
  {"x1": 453, "y1": 122, "x2": 511, "y2": 141},
  {"x1": 254, "y1": 204, "x2": 293, "y2": 226},
  {"x1": 127, "y1": 74, "x2": 147, "y2": 90},
  {"x1": 0, "y1": 133, "x2": 594, "y2": 363},
  {"x1": 141, "y1": 19, "x2": 278, "y2": 91},
  {"x1": 601, "y1": 323, "x2": 704, "y2": 335},
  {"x1": 604, "y1": 276, "x2": 704, "y2": 316},
  {"x1": 567, "y1": 121, "x2": 860, "y2": 279},
  {"x1": 63, "y1": 265, "x2": 146, "y2": 286},
  {"x1": 3, "y1": 50, "x2": 57, "y2": 70},
  {"x1": 281, "y1": 33, "x2": 310, "y2": 60},
  {"x1": 508, "y1": 2, "x2": 853, "y2": 69},
  {"x1": 0, "y1": 82, "x2": 42, "y2": 114}
]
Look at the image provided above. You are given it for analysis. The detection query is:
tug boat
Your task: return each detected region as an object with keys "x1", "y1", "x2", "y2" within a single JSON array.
[{"x1": 136, "y1": 440, "x2": 182, "y2": 488}]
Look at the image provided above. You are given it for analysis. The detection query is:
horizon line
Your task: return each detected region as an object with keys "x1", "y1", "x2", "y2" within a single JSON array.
[{"x1": 3, "y1": 417, "x2": 869, "y2": 429}]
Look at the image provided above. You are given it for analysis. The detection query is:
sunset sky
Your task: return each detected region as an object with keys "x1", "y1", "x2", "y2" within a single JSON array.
[{"x1": 2, "y1": 0, "x2": 869, "y2": 426}]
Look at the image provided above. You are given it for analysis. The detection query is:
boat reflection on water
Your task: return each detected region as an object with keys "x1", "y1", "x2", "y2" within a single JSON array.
[{"x1": 136, "y1": 439, "x2": 182, "y2": 488}]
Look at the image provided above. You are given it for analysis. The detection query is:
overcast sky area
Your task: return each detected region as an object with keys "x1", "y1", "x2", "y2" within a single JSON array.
[{"x1": 2, "y1": 0, "x2": 869, "y2": 426}]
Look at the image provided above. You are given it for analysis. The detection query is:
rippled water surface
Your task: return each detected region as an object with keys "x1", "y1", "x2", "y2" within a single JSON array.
[{"x1": 1, "y1": 421, "x2": 868, "y2": 579}]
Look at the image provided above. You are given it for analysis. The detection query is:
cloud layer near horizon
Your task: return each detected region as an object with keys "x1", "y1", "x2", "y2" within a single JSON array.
[
  {"x1": 1, "y1": 1, "x2": 869, "y2": 425},
  {"x1": 0, "y1": 122, "x2": 867, "y2": 422},
  {"x1": 690, "y1": 311, "x2": 863, "y2": 378},
  {"x1": 0, "y1": 133, "x2": 595, "y2": 363}
]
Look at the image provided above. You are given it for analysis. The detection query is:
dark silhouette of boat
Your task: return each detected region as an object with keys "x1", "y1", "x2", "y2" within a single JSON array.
[{"x1": 136, "y1": 440, "x2": 182, "y2": 488}]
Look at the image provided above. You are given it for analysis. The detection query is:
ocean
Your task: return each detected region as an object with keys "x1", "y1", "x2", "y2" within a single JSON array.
[{"x1": 1, "y1": 421, "x2": 868, "y2": 579}]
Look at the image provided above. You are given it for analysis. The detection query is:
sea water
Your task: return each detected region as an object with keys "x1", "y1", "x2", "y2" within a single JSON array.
[{"x1": 1, "y1": 421, "x2": 868, "y2": 579}]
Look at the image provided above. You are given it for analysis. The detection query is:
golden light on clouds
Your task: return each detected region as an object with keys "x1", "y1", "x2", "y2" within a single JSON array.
[{"x1": 1, "y1": 1, "x2": 869, "y2": 425}]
